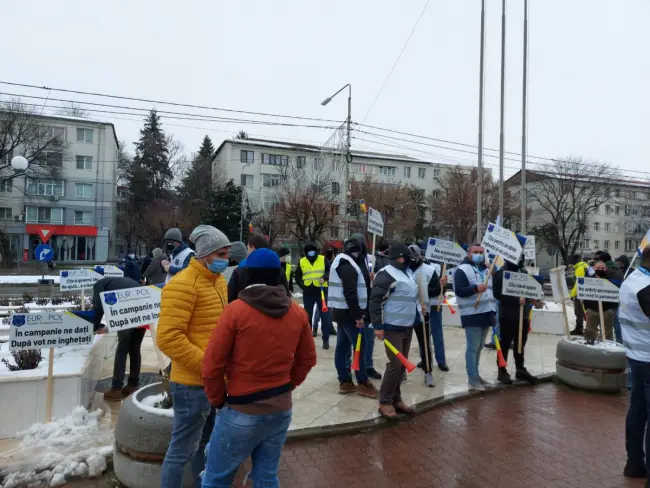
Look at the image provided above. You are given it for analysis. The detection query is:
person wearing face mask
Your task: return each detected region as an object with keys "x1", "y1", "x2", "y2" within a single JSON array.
[
  {"x1": 296, "y1": 242, "x2": 334, "y2": 346},
  {"x1": 123, "y1": 249, "x2": 141, "y2": 282},
  {"x1": 221, "y1": 241, "x2": 248, "y2": 284},
  {"x1": 162, "y1": 227, "x2": 195, "y2": 284},
  {"x1": 582, "y1": 257, "x2": 623, "y2": 343},
  {"x1": 453, "y1": 243, "x2": 497, "y2": 391},
  {"x1": 370, "y1": 243, "x2": 419, "y2": 419},
  {"x1": 157, "y1": 225, "x2": 230, "y2": 488},
  {"x1": 278, "y1": 247, "x2": 294, "y2": 293},
  {"x1": 492, "y1": 254, "x2": 540, "y2": 385}
]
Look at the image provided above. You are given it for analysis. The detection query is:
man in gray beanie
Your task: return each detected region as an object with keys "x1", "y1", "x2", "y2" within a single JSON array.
[
  {"x1": 142, "y1": 248, "x2": 168, "y2": 285},
  {"x1": 162, "y1": 227, "x2": 195, "y2": 284}
]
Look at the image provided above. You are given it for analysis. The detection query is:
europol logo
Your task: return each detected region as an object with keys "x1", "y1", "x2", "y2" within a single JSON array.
[
  {"x1": 103, "y1": 292, "x2": 118, "y2": 306},
  {"x1": 504, "y1": 272, "x2": 511, "y2": 279},
  {"x1": 578, "y1": 278, "x2": 585, "y2": 285},
  {"x1": 61, "y1": 271, "x2": 69, "y2": 278},
  {"x1": 487, "y1": 224, "x2": 495, "y2": 232},
  {"x1": 12, "y1": 315, "x2": 26, "y2": 327}
]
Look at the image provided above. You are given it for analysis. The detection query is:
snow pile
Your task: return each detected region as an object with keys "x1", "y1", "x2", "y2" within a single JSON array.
[
  {"x1": 569, "y1": 338, "x2": 625, "y2": 351},
  {"x1": 0, "y1": 339, "x2": 99, "y2": 378},
  {"x1": 134, "y1": 392, "x2": 174, "y2": 418},
  {"x1": 0, "y1": 407, "x2": 113, "y2": 488}
]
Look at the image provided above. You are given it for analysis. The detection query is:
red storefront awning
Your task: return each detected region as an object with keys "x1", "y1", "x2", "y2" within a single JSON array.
[{"x1": 25, "y1": 224, "x2": 98, "y2": 243}]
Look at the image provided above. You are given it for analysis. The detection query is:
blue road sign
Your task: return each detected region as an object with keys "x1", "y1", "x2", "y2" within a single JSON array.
[{"x1": 35, "y1": 244, "x2": 54, "y2": 262}]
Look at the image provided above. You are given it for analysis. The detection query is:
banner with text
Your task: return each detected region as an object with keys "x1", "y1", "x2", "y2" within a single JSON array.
[
  {"x1": 367, "y1": 207, "x2": 384, "y2": 237},
  {"x1": 9, "y1": 311, "x2": 93, "y2": 351},
  {"x1": 481, "y1": 223, "x2": 525, "y2": 265},
  {"x1": 101, "y1": 285, "x2": 162, "y2": 332},
  {"x1": 425, "y1": 238, "x2": 465, "y2": 265},
  {"x1": 502, "y1": 271, "x2": 543, "y2": 300},
  {"x1": 577, "y1": 277, "x2": 620, "y2": 303},
  {"x1": 59, "y1": 269, "x2": 104, "y2": 291},
  {"x1": 99, "y1": 265, "x2": 124, "y2": 278}
]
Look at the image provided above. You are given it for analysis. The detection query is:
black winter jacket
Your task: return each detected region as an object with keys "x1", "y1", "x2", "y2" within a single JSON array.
[{"x1": 332, "y1": 255, "x2": 371, "y2": 324}]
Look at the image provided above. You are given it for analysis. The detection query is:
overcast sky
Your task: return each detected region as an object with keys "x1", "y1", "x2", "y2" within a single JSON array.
[{"x1": 2, "y1": 0, "x2": 647, "y2": 180}]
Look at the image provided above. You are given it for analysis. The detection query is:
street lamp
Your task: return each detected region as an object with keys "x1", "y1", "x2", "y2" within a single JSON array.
[
  {"x1": 321, "y1": 84, "x2": 352, "y2": 239},
  {"x1": 11, "y1": 155, "x2": 29, "y2": 172}
]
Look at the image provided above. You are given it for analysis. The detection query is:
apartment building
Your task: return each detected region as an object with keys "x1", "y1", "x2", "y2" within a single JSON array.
[
  {"x1": 212, "y1": 137, "x2": 476, "y2": 242},
  {"x1": 0, "y1": 114, "x2": 119, "y2": 263}
]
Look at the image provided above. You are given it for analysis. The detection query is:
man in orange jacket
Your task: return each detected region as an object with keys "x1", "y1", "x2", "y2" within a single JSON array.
[{"x1": 202, "y1": 248, "x2": 317, "y2": 487}]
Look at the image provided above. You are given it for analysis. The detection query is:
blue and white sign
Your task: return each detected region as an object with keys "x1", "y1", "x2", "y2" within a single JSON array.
[
  {"x1": 9, "y1": 311, "x2": 93, "y2": 351},
  {"x1": 59, "y1": 269, "x2": 104, "y2": 291},
  {"x1": 35, "y1": 244, "x2": 54, "y2": 263},
  {"x1": 482, "y1": 223, "x2": 526, "y2": 265},
  {"x1": 425, "y1": 238, "x2": 465, "y2": 265},
  {"x1": 577, "y1": 277, "x2": 620, "y2": 303},
  {"x1": 100, "y1": 285, "x2": 162, "y2": 332},
  {"x1": 502, "y1": 271, "x2": 543, "y2": 300}
]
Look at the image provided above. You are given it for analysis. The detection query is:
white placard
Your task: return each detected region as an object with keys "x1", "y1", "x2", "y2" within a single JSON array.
[
  {"x1": 59, "y1": 269, "x2": 104, "y2": 291},
  {"x1": 523, "y1": 235, "x2": 536, "y2": 261},
  {"x1": 425, "y1": 238, "x2": 465, "y2": 266},
  {"x1": 550, "y1": 266, "x2": 570, "y2": 302},
  {"x1": 577, "y1": 277, "x2": 620, "y2": 303},
  {"x1": 502, "y1": 271, "x2": 543, "y2": 300},
  {"x1": 367, "y1": 207, "x2": 384, "y2": 237},
  {"x1": 481, "y1": 223, "x2": 524, "y2": 264},
  {"x1": 101, "y1": 286, "x2": 162, "y2": 332},
  {"x1": 9, "y1": 311, "x2": 93, "y2": 351},
  {"x1": 102, "y1": 265, "x2": 124, "y2": 278}
]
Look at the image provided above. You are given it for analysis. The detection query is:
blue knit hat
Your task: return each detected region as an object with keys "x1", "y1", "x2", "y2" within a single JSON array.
[{"x1": 245, "y1": 248, "x2": 280, "y2": 269}]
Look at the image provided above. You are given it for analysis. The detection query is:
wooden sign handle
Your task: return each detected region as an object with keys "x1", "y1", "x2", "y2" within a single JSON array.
[
  {"x1": 598, "y1": 301, "x2": 606, "y2": 341},
  {"x1": 437, "y1": 263, "x2": 447, "y2": 312}
]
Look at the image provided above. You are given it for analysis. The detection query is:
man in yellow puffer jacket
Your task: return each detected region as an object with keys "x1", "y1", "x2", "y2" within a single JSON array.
[
  {"x1": 157, "y1": 224, "x2": 230, "y2": 488},
  {"x1": 569, "y1": 253, "x2": 588, "y2": 335}
]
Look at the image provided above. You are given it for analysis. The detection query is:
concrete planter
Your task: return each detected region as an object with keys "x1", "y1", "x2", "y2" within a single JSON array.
[
  {"x1": 114, "y1": 382, "x2": 192, "y2": 488},
  {"x1": 0, "y1": 333, "x2": 114, "y2": 439}
]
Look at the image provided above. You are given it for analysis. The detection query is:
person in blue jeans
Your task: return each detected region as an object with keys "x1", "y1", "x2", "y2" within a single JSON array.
[{"x1": 427, "y1": 263, "x2": 449, "y2": 371}]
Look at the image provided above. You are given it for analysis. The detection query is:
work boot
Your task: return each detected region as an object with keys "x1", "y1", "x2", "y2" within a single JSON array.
[
  {"x1": 570, "y1": 327, "x2": 583, "y2": 336},
  {"x1": 104, "y1": 388, "x2": 124, "y2": 402},
  {"x1": 367, "y1": 368, "x2": 382, "y2": 380},
  {"x1": 378, "y1": 404, "x2": 398, "y2": 420},
  {"x1": 393, "y1": 401, "x2": 415, "y2": 416},
  {"x1": 516, "y1": 368, "x2": 539, "y2": 385},
  {"x1": 424, "y1": 372, "x2": 435, "y2": 388},
  {"x1": 357, "y1": 382, "x2": 379, "y2": 399},
  {"x1": 312, "y1": 327, "x2": 318, "y2": 337},
  {"x1": 121, "y1": 384, "x2": 139, "y2": 397},
  {"x1": 438, "y1": 363, "x2": 450, "y2": 372},
  {"x1": 497, "y1": 368, "x2": 513, "y2": 385},
  {"x1": 322, "y1": 338, "x2": 329, "y2": 350},
  {"x1": 338, "y1": 381, "x2": 357, "y2": 395},
  {"x1": 623, "y1": 461, "x2": 647, "y2": 478},
  {"x1": 484, "y1": 343, "x2": 496, "y2": 350}
]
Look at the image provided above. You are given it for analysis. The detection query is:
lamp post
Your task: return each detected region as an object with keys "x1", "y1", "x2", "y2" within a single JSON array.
[
  {"x1": 321, "y1": 84, "x2": 352, "y2": 239},
  {"x1": 11, "y1": 155, "x2": 29, "y2": 172}
]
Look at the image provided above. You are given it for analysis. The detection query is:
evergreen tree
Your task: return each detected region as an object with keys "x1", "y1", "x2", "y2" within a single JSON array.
[
  {"x1": 178, "y1": 135, "x2": 214, "y2": 200},
  {"x1": 202, "y1": 180, "x2": 244, "y2": 240}
]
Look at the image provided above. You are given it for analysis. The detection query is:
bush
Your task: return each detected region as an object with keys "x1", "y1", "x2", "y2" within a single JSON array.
[
  {"x1": 1, "y1": 349, "x2": 43, "y2": 371},
  {"x1": 22, "y1": 292, "x2": 33, "y2": 304},
  {"x1": 34, "y1": 296, "x2": 49, "y2": 306},
  {"x1": 51, "y1": 296, "x2": 64, "y2": 306},
  {"x1": 0, "y1": 297, "x2": 9, "y2": 307}
]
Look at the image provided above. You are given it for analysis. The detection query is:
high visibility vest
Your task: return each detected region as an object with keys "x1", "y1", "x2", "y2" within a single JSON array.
[
  {"x1": 422, "y1": 263, "x2": 442, "y2": 306},
  {"x1": 165, "y1": 246, "x2": 195, "y2": 284},
  {"x1": 283, "y1": 262, "x2": 291, "y2": 283},
  {"x1": 454, "y1": 263, "x2": 496, "y2": 316},
  {"x1": 299, "y1": 256, "x2": 327, "y2": 288},
  {"x1": 619, "y1": 268, "x2": 650, "y2": 362},
  {"x1": 378, "y1": 265, "x2": 418, "y2": 327},
  {"x1": 328, "y1": 254, "x2": 368, "y2": 310}
]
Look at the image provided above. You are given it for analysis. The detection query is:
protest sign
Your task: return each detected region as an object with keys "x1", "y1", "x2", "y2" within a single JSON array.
[
  {"x1": 425, "y1": 238, "x2": 465, "y2": 265},
  {"x1": 523, "y1": 235, "x2": 536, "y2": 261},
  {"x1": 501, "y1": 271, "x2": 543, "y2": 300},
  {"x1": 101, "y1": 265, "x2": 124, "y2": 278},
  {"x1": 59, "y1": 269, "x2": 103, "y2": 291},
  {"x1": 481, "y1": 223, "x2": 525, "y2": 264},
  {"x1": 550, "y1": 266, "x2": 570, "y2": 302},
  {"x1": 577, "y1": 277, "x2": 620, "y2": 303},
  {"x1": 9, "y1": 311, "x2": 93, "y2": 351},
  {"x1": 101, "y1": 285, "x2": 162, "y2": 332},
  {"x1": 367, "y1": 207, "x2": 384, "y2": 237}
]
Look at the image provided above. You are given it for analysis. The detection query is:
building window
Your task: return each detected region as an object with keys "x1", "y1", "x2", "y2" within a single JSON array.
[
  {"x1": 379, "y1": 166, "x2": 396, "y2": 177},
  {"x1": 314, "y1": 157, "x2": 324, "y2": 170},
  {"x1": 633, "y1": 207, "x2": 639, "y2": 216},
  {"x1": 262, "y1": 173, "x2": 281, "y2": 188},
  {"x1": 331, "y1": 159, "x2": 341, "y2": 171},
  {"x1": 330, "y1": 226, "x2": 339, "y2": 238},
  {"x1": 613, "y1": 223, "x2": 620, "y2": 233},
  {"x1": 604, "y1": 240, "x2": 610, "y2": 250},
  {"x1": 76, "y1": 155, "x2": 93, "y2": 170},
  {"x1": 331, "y1": 182, "x2": 340, "y2": 194},
  {"x1": 0, "y1": 180, "x2": 12, "y2": 193},
  {"x1": 0, "y1": 207, "x2": 11, "y2": 220},
  {"x1": 593, "y1": 239, "x2": 599, "y2": 249},
  {"x1": 240, "y1": 150, "x2": 254, "y2": 164},
  {"x1": 604, "y1": 222, "x2": 610, "y2": 232},
  {"x1": 240, "y1": 174, "x2": 253, "y2": 187},
  {"x1": 579, "y1": 240, "x2": 589, "y2": 249},
  {"x1": 26, "y1": 207, "x2": 64, "y2": 224},
  {"x1": 51, "y1": 127, "x2": 66, "y2": 141},
  {"x1": 592, "y1": 222, "x2": 599, "y2": 231},
  {"x1": 433, "y1": 168, "x2": 440, "y2": 181},
  {"x1": 605, "y1": 204, "x2": 611, "y2": 214},
  {"x1": 614, "y1": 206, "x2": 620, "y2": 216},
  {"x1": 615, "y1": 241, "x2": 620, "y2": 251},
  {"x1": 76, "y1": 128, "x2": 93, "y2": 144},
  {"x1": 418, "y1": 168, "x2": 426, "y2": 179},
  {"x1": 614, "y1": 189, "x2": 620, "y2": 198},
  {"x1": 75, "y1": 183, "x2": 94, "y2": 198},
  {"x1": 262, "y1": 153, "x2": 288, "y2": 166},
  {"x1": 331, "y1": 204, "x2": 340, "y2": 215},
  {"x1": 74, "y1": 211, "x2": 92, "y2": 225},
  {"x1": 26, "y1": 179, "x2": 65, "y2": 197},
  {"x1": 404, "y1": 166, "x2": 411, "y2": 178},
  {"x1": 117, "y1": 187, "x2": 128, "y2": 199},
  {"x1": 297, "y1": 156, "x2": 306, "y2": 169}
]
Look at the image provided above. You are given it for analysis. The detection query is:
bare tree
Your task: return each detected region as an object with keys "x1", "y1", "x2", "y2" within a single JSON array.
[
  {"x1": 251, "y1": 207, "x2": 284, "y2": 248},
  {"x1": 525, "y1": 158, "x2": 620, "y2": 264},
  {"x1": 55, "y1": 102, "x2": 88, "y2": 118}
]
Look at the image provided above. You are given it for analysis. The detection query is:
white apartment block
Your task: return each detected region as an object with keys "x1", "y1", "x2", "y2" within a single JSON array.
[
  {"x1": 0, "y1": 114, "x2": 119, "y2": 263},
  {"x1": 212, "y1": 138, "x2": 477, "y2": 242}
]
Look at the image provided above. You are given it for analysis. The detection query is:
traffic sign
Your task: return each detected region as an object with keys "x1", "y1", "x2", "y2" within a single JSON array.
[
  {"x1": 35, "y1": 244, "x2": 54, "y2": 262},
  {"x1": 367, "y1": 207, "x2": 384, "y2": 237},
  {"x1": 37, "y1": 227, "x2": 53, "y2": 243}
]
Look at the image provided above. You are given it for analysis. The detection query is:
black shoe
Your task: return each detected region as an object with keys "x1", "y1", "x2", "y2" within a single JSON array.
[
  {"x1": 570, "y1": 328, "x2": 583, "y2": 336},
  {"x1": 322, "y1": 339, "x2": 329, "y2": 350},
  {"x1": 312, "y1": 328, "x2": 318, "y2": 337},
  {"x1": 484, "y1": 343, "x2": 497, "y2": 350},
  {"x1": 417, "y1": 361, "x2": 424, "y2": 370},
  {"x1": 497, "y1": 368, "x2": 513, "y2": 385},
  {"x1": 515, "y1": 368, "x2": 539, "y2": 385},
  {"x1": 367, "y1": 368, "x2": 382, "y2": 380},
  {"x1": 438, "y1": 363, "x2": 449, "y2": 372},
  {"x1": 623, "y1": 462, "x2": 647, "y2": 478}
]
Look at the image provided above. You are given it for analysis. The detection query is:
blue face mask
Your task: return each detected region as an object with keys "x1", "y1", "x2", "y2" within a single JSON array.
[
  {"x1": 471, "y1": 254, "x2": 484, "y2": 265},
  {"x1": 206, "y1": 258, "x2": 229, "y2": 274},
  {"x1": 307, "y1": 251, "x2": 317, "y2": 257}
]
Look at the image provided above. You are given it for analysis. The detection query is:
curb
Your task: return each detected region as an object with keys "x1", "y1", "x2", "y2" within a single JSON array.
[{"x1": 285, "y1": 373, "x2": 554, "y2": 443}]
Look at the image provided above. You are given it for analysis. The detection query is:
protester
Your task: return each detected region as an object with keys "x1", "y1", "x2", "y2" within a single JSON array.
[
  {"x1": 348, "y1": 233, "x2": 375, "y2": 375},
  {"x1": 162, "y1": 227, "x2": 195, "y2": 284},
  {"x1": 329, "y1": 237, "x2": 380, "y2": 397},
  {"x1": 222, "y1": 240, "x2": 247, "y2": 283},
  {"x1": 453, "y1": 243, "x2": 497, "y2": 391},
  {"x1": 492, "y1": 254, "x2": 539, "y2": 385},
  {"x1": 617, "y1": 254, "x2": 634, "y2": 275},
  {"x1": 324, "y1": 247, "x2": 335, "y2": 263},
  {"x1": 92, "y1": 276, "x2": 144, "y2": 401},
  {"x1": 142, "y1": 248, "x2": 168, "y2": 285},
  {"x1": 374, "y1": 241, "x2": 390, "y2": 272},
  {"x1": 123, "y1": 250, "x2": 141, "y2": 282},
  {"x1": 296, "y1": 242, "x2": 334, "y2": 345},
  {"x1": 228, "y1": 235, "x2": 290, "y2": 302},
  {"x1": 140, "y1": 249, "x2": 153, "y2": 277},
  {"x1": 201, "y1": 248, "x2": 316, "y2": 487},
  {"x1": 157, "y1": 225, "x2": 230, "y2": 488},
  {"x1": 569, "y1": 253, "x2": 589, "y2": 336},
  {"x1": 583, "y1": 256, "x2": 623, "y2": 343},
  {"x1": 619, "y1": 246, "x2": 650, "y2": 483},
  {"x1": 278, "y1": 247, "x2": 293, "y2": 293},
  {"x1": 370, "y1": 243, "x2": 419, "y2": 419},
  {"x1": 426, "y1": 259, "x2": 449, "y2": 372}
]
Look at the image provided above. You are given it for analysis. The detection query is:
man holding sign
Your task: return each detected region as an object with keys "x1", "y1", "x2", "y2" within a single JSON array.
[{"x1": 580, "y1": 256, "x2": 622, "y2": 343}]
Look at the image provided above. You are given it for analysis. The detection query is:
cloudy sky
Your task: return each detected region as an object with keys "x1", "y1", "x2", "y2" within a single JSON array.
[{"x1": 2, "y1": 0, "x2": 647, "y2": 180}]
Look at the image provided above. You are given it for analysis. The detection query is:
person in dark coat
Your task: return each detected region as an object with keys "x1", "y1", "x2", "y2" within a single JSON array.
[
  {"x1": 374, "y1": 241, "x2": 390, "y2": 273},
  {"x1": 123, "y1": 250, "x2": 141, "y2": 282},
  {"x1": 142, "y1": 248, "x2": 168, "y2": 285},
  {"x1": 140, "y1": 249, "x2": 153, "y2": 277}
]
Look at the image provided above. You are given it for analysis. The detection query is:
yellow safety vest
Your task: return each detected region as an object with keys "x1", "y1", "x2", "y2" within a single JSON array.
[
  {"x1": 283, "y1": 262, "x2": 291, "y2": 282},
  {"x1": 300, "y1": 256, "x2": 327, "y2": 287}
]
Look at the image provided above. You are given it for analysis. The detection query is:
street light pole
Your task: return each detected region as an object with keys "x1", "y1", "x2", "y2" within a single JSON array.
[
  {"x1": 322, "y1": 84, "x2": 352, "y2": 239},
  {"x1": 498, "y1": 0, "x2": 507, "y2": 223},
  {"x1": 477, "y1": 0, "x2": 486, "y2": 241},
  {"x1": 521, "y1": 0, "x2": 529, "y2": 234}
]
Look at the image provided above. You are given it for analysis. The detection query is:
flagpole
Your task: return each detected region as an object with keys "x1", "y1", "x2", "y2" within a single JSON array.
[
  {"x1": 498, "y1": 0, "x2": 507, "y2": 222},
  {"x1": 521, "y1": 0, "x2": 529, "y2": 233},
  {"x1": 477, "y1": 0, "x2": 486, "y2": 241}
]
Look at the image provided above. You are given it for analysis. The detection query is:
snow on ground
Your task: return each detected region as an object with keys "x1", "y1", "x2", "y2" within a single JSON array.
[
  {"x1": 133, "y1": 391, "x2": 174, "y2": 418},
  {"x1": 0, "y1": 276, "x2": 59, "y2": 285},
  {"x1": 0, "y1": 407, "x2": 112, "y2": 488},
  {"x1": 568, "y1": 337, "x2": 625, "y2": 350}
]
